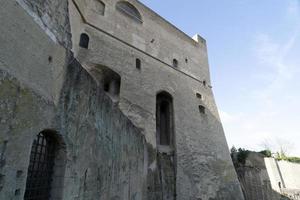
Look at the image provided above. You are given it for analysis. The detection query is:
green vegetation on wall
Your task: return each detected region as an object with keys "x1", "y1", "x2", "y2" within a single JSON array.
[
  {"x1": 231, "y1": 146, "x2": 300, "y2": 164},
  {"x1": 231, "y1": 146, "x2": 250, "y2": 166}
]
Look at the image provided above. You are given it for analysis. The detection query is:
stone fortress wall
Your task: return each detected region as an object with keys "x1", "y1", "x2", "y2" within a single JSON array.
[
  {"x1": 235, "y1": 152, "x2": 300, "y2": 200},
  {"x1": 265, "y1": 158, "x2": 300, "y2": 199},
  {"x1": 0, "y1": 0, "x2": 244, "y2": 199}
]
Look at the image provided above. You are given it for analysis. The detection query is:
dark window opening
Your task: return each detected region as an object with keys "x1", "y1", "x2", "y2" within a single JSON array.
[
  {"x1": 107, "y1": 78, "x2": 121, "y2": 97},
  {"x1": 156, "y1": 92, "x2": 174, "y2": 146},
  {"x1": 79, "y1": 33, "x2": 89, "y2": 49},
  {"x1": 172, "y1": 59, "x2": 178, "y2": 68},
  {"x1": 199, "y1": 105, "x2": 205, "y2": 114},
  {"x1": 15, "y1": 189, "x2": 21, "y2": 196},
  {"x1": 116, "y1": 1, "x2": 143, "y2": 23},
  {"x1": 196, "y1": 93, "x2": 202, "y2": 99},
  {"x1": 185, "y1": 58, "x2": 188, "y2": 63},
  {"x1": 24, "y1": 130, "x2": 66, "y2": 200},
  {"x1": 103, "y1": 74, "x2": 121, "y2": 98},
  {"x1": 48, "y1": 56, "x2": 52, "y2": 63},
  {"x1": 160, "y1": 101, "x2": 171, "y2": 145},
  {"x1": 104, "y1": 82, "x2": 110, "y2": 92},
  {"x1": 203, "y1": 80, "x2": 207, "y2": 87},
  {"x1": 136, "y1": 58, "x2": 141, "y2": 70}
]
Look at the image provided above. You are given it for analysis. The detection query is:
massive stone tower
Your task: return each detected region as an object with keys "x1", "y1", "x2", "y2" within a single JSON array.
[{"x1": 0, "y1": 0, "x2": 244, "y2": 199}]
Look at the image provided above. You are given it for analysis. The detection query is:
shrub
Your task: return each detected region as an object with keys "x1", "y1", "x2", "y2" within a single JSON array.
[
  {"x1": 259, "y1": 150, "x2": 272, "y2": 157},
  {"x1": 237, "y1": 148, "x2": 250, "y2": 165},
  {"x1": 286, "y1": 157, "x2": 300, "y2": 163}
]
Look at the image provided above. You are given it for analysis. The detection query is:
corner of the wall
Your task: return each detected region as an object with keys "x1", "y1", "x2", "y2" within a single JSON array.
[{"x1": 193, "y1": 34, "x2": 207, "y2": 49}]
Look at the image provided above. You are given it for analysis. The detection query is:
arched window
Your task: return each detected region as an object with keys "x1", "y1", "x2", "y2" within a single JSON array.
[
  {"x1": 116, "y1": 1, "x2": 143, "y2": 23},
  {"x1": 156, "y1": 92, "x2": 176, "y2": 198},
  {"x1": 172, "y1": 59, "x2": 178, "y2": 68},
  {"x1": 79, "y1": 33, "x2": 89, "y2": 49},
  {"x1": 24, "y1": 130, "x2": 66, "y2": 200},
  {"x1": 92, "y1": 0, "x2": 105, "y2": 15},
  {"x1": 156, "y1": 91, "x2": 174, "y2": 146}
]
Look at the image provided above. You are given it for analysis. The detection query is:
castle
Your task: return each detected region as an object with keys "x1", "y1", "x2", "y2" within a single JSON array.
[{"x1": 0, "y1": 0, "x2": 244, "y2": 199}]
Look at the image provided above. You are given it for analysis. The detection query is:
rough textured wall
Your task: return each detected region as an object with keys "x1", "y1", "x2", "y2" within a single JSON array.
[
  {"x1": 0, "y1": 68, "x2": 56, "y2": 199},
  {"x1": 0, "y1": 59, "x2": 150, "y2": 200},
  {"x1": 70, "y1": 24, "x2": 243, "y2": 200},
  {"x1": 57, "y1": 61, "x2": 147, "y2": 200},
  {"x1": 59, "y1": 60, "x2": 181, "y2": 200},
  {"x1": 0, "y1": 0, "x2": 149, "y2": 199},
  {"x1": 0, "y1": 0, "x2": 245, "y2": 199},
  {"x1": 19, "y1": 0, "x2": 72, "y2": 48},
  {"x1": 0, "y1": 0, "x2": 69, "y2": 104},
  {"x1": 72, "y1": 0, "x2": 210, "y2": 84},
  {"x1": 234, "y1": 153, "x2": 291, "y2": 200}
]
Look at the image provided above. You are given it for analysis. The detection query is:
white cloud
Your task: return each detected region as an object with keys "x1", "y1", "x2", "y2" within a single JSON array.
[
  {"x1": 222, "y1": 6, "x2": 300, "y2": 156},
  {"x1": 287, "y1": 0, "x2": 300, "y2": 20},
  {"x1": 252, "y1": 31, "x2": 298, "y2": 108},
  {"x1": 219, "y1": 110, "x2": 240, "y2": 124},
  {"x1": 222, "y1": 108, "x2": 300, "y2": 156}
]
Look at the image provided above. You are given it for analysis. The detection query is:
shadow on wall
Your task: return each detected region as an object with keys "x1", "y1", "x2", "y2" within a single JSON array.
[{"x1": 232, "y1": 151, "x2": 299, "y2": 200}]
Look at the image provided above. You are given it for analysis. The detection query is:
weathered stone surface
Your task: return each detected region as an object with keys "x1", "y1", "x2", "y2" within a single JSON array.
[
  {"x1": 0, "y1": 69, "x2": 56, "y2": 200},
  {"x1": 19, "y1": 0, "x2": 72, "y2": 48},
  {"x1": 56, "y1": 61, "x2": 147, "y2": 200},
  {"x1": 234, "y1": 152, "x2": 296, "y2": 200},
  {"x1": 0, "y1": 0, "x2": 244, "y2": 199}
]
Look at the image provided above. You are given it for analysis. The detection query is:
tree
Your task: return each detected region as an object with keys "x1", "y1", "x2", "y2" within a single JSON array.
[
  {"x1": 276, "y1": 138, "x2": 294, "y2": 158},
  {"x1": 231, "y1": 146, "x2": 237, "y2": 154},
  {"x1": 260, "y1": 137, "x2": 295, "y2": 158}
]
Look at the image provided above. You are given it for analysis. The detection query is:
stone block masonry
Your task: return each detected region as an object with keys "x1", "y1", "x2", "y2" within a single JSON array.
[{"x1": 0, "y1": 0, "x2": 244, "y2": 199}]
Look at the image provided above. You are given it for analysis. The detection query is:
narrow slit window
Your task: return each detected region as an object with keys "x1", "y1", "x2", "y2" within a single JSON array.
[
  {"x1": 172, "y1": 59, "x2": 178, "y2": 68},
  {"x1": 136, "y1": 58, "x2": 141, "y2": 70},
  {"x1": 156, "y1": 92, "x2": 174, "y2": 146},
  {"x1": 79, "y1": 33, "x2": 89, "y2": 49}
]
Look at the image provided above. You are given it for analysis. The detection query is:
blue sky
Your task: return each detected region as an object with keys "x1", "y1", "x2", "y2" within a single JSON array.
[{"x1": 140, "y1": 0, "x2": 300, "y2": 156}]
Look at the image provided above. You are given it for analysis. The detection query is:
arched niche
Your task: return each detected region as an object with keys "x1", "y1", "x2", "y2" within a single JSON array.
[
  {"x1": 24, "y1": 130, "x2": 66, "y2": 200},
  {"x1": 92, "y1": 0, "x2": 105, "y2": 15},
  {"x1": 116, "y1": 1, "x2": 143, "y2": 23},
  {"x1": 156, "y1": 91, "x2": 174, "y2": 147},
  {"x1": 89, "y1": 65, "x2": 121, "y2": 101}
]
